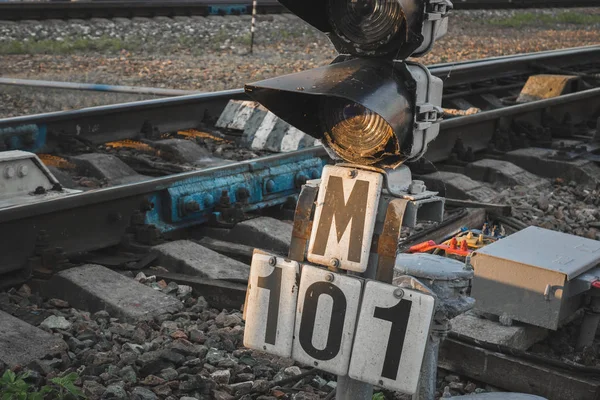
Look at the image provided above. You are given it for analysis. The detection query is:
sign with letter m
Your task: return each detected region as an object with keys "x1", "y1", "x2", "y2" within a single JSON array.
[{"x1": 307, "y1": 165, "x2": 383, "y2": 273}]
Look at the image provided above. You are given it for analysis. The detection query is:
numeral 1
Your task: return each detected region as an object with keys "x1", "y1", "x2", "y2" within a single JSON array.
[
  {"x1": 257, "y1": 266, "x2": 283, "y2": 345},
  {"x1": 374, "y1": 299, "x2": 412, "y2": 379}
]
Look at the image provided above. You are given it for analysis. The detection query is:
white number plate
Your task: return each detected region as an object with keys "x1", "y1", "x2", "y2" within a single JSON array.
[
  {"x1": 243, "y1": 252, "x2": 435, "y2": 394},
  {"x1": 243, "y1": 252, "x2": 300, "y2": 358},
  {"x1": 307, "y1": 165, "x2": 383, "y2": 273},
  {"x1": 292, "y1": 265, "x2": 362, "y2": 376},
  {"x1": 348, "y1": 280, "x2": 435, "y2": 394}
]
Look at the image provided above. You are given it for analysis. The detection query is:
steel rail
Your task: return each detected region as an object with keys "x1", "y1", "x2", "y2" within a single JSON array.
[
  {"x1": 2, "y1": 46, "x2": 598, "y2": 97},
  {"x1": 426, "y1": 86, "x2": 600, "y2": 163},
  {"x1": 1, "y1": 46, "x2": 598, "y2": 153},
  {"x1": 0, "y1": 0, "x2": 597, "y2": 21},
  {"x1": 0, "y1": 87, "x2": 598, "y2": 275},
  {"x1": 0, "y1": 146, "x2": 329, "y2": 275},
  {"x1": 0, "y1": 0, "x2": 284, "y2": 21},
  {"x1": 0, "y1": 78, "x2": 196, "y2": 97}
]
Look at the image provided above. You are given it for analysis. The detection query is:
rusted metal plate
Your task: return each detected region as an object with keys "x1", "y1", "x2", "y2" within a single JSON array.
[
  {"x1": 289, "y1": 183, "x2": 319, "y2": 262},
  {"x1": 517, "y1": 74, "x2": 579, "y2": 103},
  {"x1": 439, "y1": 338, "x2": 600, "y2": 400},
  {"x1": 375, "y1": 199, "x2": 410, "y2": 283}
]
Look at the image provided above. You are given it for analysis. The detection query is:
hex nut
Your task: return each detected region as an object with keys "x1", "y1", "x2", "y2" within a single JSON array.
[{"x1": 408, "y1": 180, "x2": 426, "y2": 194}]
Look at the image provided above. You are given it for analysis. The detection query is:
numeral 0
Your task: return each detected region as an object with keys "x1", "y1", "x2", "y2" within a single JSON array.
[{"x1": 298, "y1": 282, "x2": 346, "y2": 361}]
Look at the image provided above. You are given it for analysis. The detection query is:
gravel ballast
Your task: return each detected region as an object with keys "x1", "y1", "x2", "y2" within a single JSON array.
[{"x1": 1, "y1": 8, "x2": 599, "y2": 117}]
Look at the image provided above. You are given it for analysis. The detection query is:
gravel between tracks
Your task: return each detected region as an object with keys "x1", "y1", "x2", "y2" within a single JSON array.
[{"x1": 0, "y1": 8, "x2": 599, "y2": 117}]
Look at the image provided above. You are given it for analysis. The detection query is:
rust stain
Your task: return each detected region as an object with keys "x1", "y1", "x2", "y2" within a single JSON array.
[
  {"x1": 105, "y1": 139, "x2": 155, "y2": 153},
  {"x1": 38, "y1": 154, "x2": 76, "y2": 170},
  {"x1": 178, "y1": 129, "x2": 230, "y2": 143}
]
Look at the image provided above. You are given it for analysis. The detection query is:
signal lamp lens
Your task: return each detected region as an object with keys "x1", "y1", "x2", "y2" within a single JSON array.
[
  {"x1": 328, "y1": 0, "x2": 404, "y2": 51},
  {"x1": 321, "y1": 98, "x2": 397, "y2": 165}
]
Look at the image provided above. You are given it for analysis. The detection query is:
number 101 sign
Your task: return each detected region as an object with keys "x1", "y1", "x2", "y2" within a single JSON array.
[{"x1": 243, "y1": 251, "x2": 435, "y2": 395}]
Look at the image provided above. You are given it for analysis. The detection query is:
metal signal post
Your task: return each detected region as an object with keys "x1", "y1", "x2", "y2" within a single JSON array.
[{"x1": 242, "y1": 1, "x2": 458, "y2": 399}]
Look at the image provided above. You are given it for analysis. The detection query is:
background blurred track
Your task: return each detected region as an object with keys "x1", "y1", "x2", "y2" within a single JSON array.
[{"x1": 1, "y1": 0, "x2": 599, "y2": 21}]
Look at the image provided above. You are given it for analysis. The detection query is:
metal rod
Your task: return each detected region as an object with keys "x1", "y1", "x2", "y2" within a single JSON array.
[
  {"x1": 0, "y1": 77, "x2": 196, "y2": 97},
  {"x1": 413, "y1": 331, "x2": 442, "y2": 400},
  {"x1": 336, "y1": 375, "x2": 373, "y2": 400},
  {"x1": 576, "y1": 296, "x2": 600, "y2": 350},
  {"x1": 250, "y1": 0, "x2": 257, "y2": 54}
]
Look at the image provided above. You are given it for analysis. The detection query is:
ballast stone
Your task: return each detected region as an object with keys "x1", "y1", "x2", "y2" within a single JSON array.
[
  {"x1": 71, "y1": 153, "x2": 147, "y2": 185},
  {"x1": 450, "y1": 313, "x2": 547, "y2": 351},
  {"x1": 225, "y1": 217, "x2": 293, "y2": 255},
  {"x1": 420, "y1": 171, "x2": 498, "y2": 203},
  {"x1": 152, "y1": 240, "x2": 250, "y2": 281},
  {"x1": 465, "y1": 159, "x2": 546, "y2": 188},
  {"x1": 44, "y1": 265, "x2": 183, "y2": 322},
  {"x1": 505, "y1": 147, "x2": 600, "y2": 186},
  {"x1": 0, "y1": 310, "x2": 67, "y2": 367}
]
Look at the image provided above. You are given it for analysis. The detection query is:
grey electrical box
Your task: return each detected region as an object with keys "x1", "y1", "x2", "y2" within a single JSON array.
[{"x1": 471, "y1": 226, "x2": 600, "y2": 330}]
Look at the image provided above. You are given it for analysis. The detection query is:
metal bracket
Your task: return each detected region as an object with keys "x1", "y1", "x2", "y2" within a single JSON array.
[
  {"x1": 415, "y1": 104, "x2": 443, "y2": 130},
  {"x1": 425, "y1": 0, "x2": 452, "y2": 20},
  {"x1": 288, "y1": 183, "x2": 319, "y2": 262},
  {"x1": 375, "y1": 199, "x2": 410, "y2": 283}
]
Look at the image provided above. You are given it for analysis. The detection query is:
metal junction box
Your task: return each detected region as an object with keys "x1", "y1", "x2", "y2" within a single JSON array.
[{"x1": 471, "y1": 226, "x2": 600, "y2": 330}]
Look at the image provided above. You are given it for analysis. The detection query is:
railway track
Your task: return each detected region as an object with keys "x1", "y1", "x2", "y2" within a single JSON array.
[
  {"x1": 0, "y1": 0, "x2": 598, "y2": 21},
  {"x1": 1, "y1": 46, "x2": 600, "y2": 400}
]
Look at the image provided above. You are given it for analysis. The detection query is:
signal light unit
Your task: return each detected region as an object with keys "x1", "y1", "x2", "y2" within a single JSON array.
[{"x1": 246, "y1": 0, "x2": 452, "y2": 169}]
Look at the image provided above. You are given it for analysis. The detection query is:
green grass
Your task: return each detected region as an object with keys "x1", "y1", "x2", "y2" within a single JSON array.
[
  {"x1": 490, "y1": 11, "x2": 600, "y2": 28},
  {"x1": 0, "y1": 36, "x2": 142, "y2": 55}
]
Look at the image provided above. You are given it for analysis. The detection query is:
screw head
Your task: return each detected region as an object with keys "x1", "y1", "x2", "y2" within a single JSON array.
[
  {"x1": 265, "y1": 179, "x2": 275, "y2": 193},
  {"x1": 330, "y1": 258, "x2": 340, "y2": 268},
  {"x1": 346, "y1": 170, "x2": 357, "y2": 178},
  {"x1": 269, "y1": 257, "x2": 277, "y2": 266},
  {"x1": 3, "y1": 166, "x2": 15, "y2": 179},
  {"x1": 184, "y1": 201, "x2": 200, "y2": 213},
  {"x1": 393, "y1": 288, "x2": 405, "y2": 299},
  {"x1": 17, "y1": 165, "x2": 28, "y2": 177},
  {"x1": 325, "y1": 273, "x2": 335, "y2": 282}
]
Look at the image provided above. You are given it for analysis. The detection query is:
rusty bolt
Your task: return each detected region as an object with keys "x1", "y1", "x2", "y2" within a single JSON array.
[
  {"x1": 265, "y1": 179, "x2": 275, "y2": 193},
  {"x1": 237, "y1": 187, "x2": 250, "y2": 203},
  {"x1": 325, "y1": 273, "x2": 335, "y2": 282},
  {"x1": 346, "y1": 170, "x2": 357, "y2": 179},
  {"x1": 219, "y1": 190, "x2": 231, "y2": 208},
  {"x1": 295, "y1": 173, "x2": 308, "y2": 188},
  {"x1": 269, "y1": 257, "x2": 277, "y2": 266},
  {"x1": 184, "y1": 201, "x2": 200, "y2": 213},
  {"x1": 330, "y1": 258, "x2": 340, "y2": 268},
  {"x1": 393, "y1": 288, "x2": 405, "y2": 299}
]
